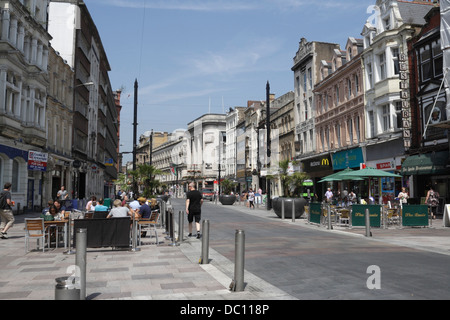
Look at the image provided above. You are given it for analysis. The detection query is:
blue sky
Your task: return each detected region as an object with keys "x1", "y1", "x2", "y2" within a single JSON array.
[{"x1": 86, "y1": 0, "x2": 374, "y2": 161}]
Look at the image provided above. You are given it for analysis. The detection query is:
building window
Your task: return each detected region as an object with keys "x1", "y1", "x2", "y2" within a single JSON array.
[
  {"x1": 348, "y1": 118, "x2": 353, "y2": 145},
  {"x1": 308, "y1": 68, "x2": 312, "y2": 88},
  {"x1": 382, "y1": 104, "x2": 391, "y2": 131},
  {"x1": 355, "y1": 116, "x2": 361, "y2": 143},
  {"x1": 420, "y1": 44, "x2": 432, "y2": 81},
  {"x1": 347, "y1": 78, "x2": 352, "y2": 100},
  {"x1": 335, "y1": 85, "x2": 339, "y2": 105},
  {"x1": 378, "y1": 52, "x2": 387, "y2": 80},
  {"x1": 12, "y1": 159, "x2": 19, "y2": 193},
  {"x1": 303, "y1": 72, "x2": 307, "y2": 92},
  {"x1": 395, "y1": 101, "x2": 403, "y2": 129},
  {"x1": 355, "y1": 74, "x2": 359, "y2": 93},
  {"x1": 392, "y1": 47, "x2": 399, "y2": 75},
  {"x1": 369, "y1": 111, "x2": 375, "y2": 138},
  {"x1": 367, "y1": 63, "x2": 373, "y2": 88},
  {"x1": 336, "y1": 124, "x2": 341, "y2": 148},
  {"x1": 432, "y1": 39, "x2": 443, "y2": 78}
]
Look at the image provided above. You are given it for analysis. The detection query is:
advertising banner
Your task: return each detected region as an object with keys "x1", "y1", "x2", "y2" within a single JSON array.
[
  {"x1": 309, "y1": 203, "x2": 322, "y2": 225},
  {"x1": 402, "y1": 205, "x2": 429, "y2": 227},
  {"x1": 351, "y1": 205, "x2": 381, "y2": 227},
  {"x1": 27, "y1": 151, "x2": 48, "y2": 172}
]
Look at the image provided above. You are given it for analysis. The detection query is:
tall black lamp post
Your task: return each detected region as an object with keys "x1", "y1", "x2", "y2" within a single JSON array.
[{"x1": 266, "y1": 81, "x2": 272, "y2": 210}]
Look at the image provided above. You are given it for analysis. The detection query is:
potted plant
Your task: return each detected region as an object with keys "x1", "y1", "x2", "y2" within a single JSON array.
[
  {"x1": 219, "y1": 178, "x2": 237, "y2": 205},
  {"x1": 271, "y1": 160, "x2": 309, "y2": 219}
]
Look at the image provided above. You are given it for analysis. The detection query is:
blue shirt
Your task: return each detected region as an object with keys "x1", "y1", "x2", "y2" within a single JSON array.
[
  {"x1": 95, "y1": 205, "x2": 109, "y2": 212},
  {"x1": 140, "y1": 204, "x2": 151, "y2": 219}
]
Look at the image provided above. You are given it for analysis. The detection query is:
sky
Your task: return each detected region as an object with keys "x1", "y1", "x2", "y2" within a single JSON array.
[{"x1": 85, "y1": 0, "x2": 375, "y2": 162}]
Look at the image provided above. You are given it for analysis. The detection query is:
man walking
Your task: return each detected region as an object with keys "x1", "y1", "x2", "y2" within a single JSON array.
[
  {"x1": 0, "y1": 182, "x2": 15, "y2": 239},
  {"x1": 57, "y1": 185, "x2": 69, "y2": 201},
  {"x1": 186, "y1": 182, "x2": 203, "y2": 239}
]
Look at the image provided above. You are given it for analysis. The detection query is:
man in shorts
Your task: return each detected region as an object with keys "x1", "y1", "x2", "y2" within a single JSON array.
[
  {"x1": 0, "y1": 182, "x2": 15, "y2": 239},
  {"x1": 186, "y1": 182, "x2": 203, "y2": 239}
]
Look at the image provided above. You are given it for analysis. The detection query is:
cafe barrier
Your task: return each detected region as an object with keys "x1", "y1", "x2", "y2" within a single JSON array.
[
  {"x1": 308, "y1": 203, "x2": 322, "y2": 225},
  {"x1": 402, "y1": 205, "x2": 429, "y2": 227},
  {"x1": 351, "y1": 205, "x2": 381, "y2": 228},
  {"x1": 230, "y1": 229, "x2": 245, "y2": 292}
]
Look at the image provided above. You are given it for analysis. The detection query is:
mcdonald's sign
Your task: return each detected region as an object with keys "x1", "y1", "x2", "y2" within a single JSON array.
[{"x1": 303, "y1": 155, "x2": 332, "y2": 173}]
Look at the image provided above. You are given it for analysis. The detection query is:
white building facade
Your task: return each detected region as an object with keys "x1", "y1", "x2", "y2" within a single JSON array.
[{"x1": 0, "y1": 0, "x2": 51, "y2": 211}]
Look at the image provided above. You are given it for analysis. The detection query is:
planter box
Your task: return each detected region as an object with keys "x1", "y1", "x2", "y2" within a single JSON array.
[
  {"x1": 272, "y1": 197, "x2": 307, "y2": 219},
  {"x1": 219, "y1": 195, "x2": 236, "y2": 205}
]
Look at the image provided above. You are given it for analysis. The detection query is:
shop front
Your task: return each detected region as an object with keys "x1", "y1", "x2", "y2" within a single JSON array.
[
  {"x1": 365, "y1": 140, "x2": 405, "y2": 204},
  {"x1": 331, "y1": 147, "x2": 365, "y2": 201},
  {"x1": 302, "y1": 154, "x2": 333, "y2": 201},
  {"x1": 401, "y1": 150, "x2": 449, "y2": 213}
]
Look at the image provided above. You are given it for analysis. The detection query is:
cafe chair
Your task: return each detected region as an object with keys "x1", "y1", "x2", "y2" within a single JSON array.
[
  {"x1": 24, "y1": 218, "x2": 48, "y2": 253},
  {"x1": 338, "y1": 209, "x2": 350, "y2": 226},
  {"x1": 387, "y1": 208, "x2": 400, "y2": 226},
  {"x1": 138, "y1": 210, "x2": 160, "y2": 245},
  {"x1": 84, "y1": 212, "x2": 94, "y2": 219}
]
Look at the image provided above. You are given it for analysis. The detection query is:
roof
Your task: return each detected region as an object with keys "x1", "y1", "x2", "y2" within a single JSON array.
[{"x1": 397, "y1": 0, "x2": 435, "y2": 26}]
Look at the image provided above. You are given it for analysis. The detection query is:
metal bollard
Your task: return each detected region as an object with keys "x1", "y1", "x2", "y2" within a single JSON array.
[
  {"x1": 129, "y1": 213, "x2": 140, "y2": 252},
  {"x1": 281, "y1": 199, "x2": 285, "y2": 220},
  {"x1": 365, "y1": 208, "x2": 372, "y2": 237},
  {"x1": 327, "y1": 205, "x2": 333, "y2": 230},
  {"x1": 168, "y1": 209, "x2": 179, "y2": 247},
  {"x1": 200, "y1": 220, "x2": 210, "y2": 264},
  {"x1": 75, "y1": 228, "x2": 87, "y2": 300},
  {"x1": 178, "y1": 211, "x2": 185, "y2": 242},
  {"x1": 231, "y1": 230, "x2": 245, "y2": 292},
  {"x1": 64, "y1": 213, "x2": 75, "y2": 255},
  {"x1": 292, "y1": 200, "x2": 296, "y2": 223}
]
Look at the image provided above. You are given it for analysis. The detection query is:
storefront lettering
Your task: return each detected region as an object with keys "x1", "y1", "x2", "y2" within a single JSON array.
[{"x1": 399, "y1": 53, "x2": 411, "y2": 150}]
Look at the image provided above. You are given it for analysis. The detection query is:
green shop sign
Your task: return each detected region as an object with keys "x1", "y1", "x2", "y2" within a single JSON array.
[
  {"x1": 402, "y1": 205, "x2": 429, "y2": 227},
  {"x1": 351, "y1": 205, "x2": 381, "y2": 227},
  {"x1": 309, "y1": 203, "x2": 322, "y2": 225}
]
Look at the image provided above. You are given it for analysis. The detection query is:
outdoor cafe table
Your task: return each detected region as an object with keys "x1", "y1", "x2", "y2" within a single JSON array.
[{"x1": 44, "y1": 220, "x2": 68, "y2": 249}]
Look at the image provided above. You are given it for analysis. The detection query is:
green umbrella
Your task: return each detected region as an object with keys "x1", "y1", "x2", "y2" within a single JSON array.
[
  {"x1": 344, "y1": 167, "x2": 401, "y2": 178},
  {"x1": 319, "y1": 168, "x2": 363, "y2": 183},
  {"x1": 343, "y1": 167, "x2": 401, "y2": 200}
]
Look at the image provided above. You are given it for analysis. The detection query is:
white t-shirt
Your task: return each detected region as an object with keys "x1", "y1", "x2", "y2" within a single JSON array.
[{"x1": 108, "y1": 206, "x2": 129, "y2": 218}]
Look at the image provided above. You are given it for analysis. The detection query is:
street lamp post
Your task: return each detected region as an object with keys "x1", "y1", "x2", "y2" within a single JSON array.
[{"x1": 266, "y1": 81, "x2": 272, "y2": 210}]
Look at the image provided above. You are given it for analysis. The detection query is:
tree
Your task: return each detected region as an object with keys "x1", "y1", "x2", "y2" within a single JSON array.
[
  {"x1": 128, "y1": 164, "x2": 163, "y2": 198},
  {"x1": 221, "y1": 178, "x2": 236, "y2": 195},
  {"x1": 273, "y1": 160, "x2": 309, "y2": 198}
]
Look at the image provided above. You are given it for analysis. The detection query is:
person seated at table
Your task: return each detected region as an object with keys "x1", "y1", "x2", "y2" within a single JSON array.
[
  {"x1": 40, "y1": 205, "x2": 58, "y2": 221},
  {"x1": 348, "y1": 191, "x2": 357, "y2": 205},
  {"x1": 41, "y1": 200, "x2": 54, "y2": 216},
  {"x1": 53, "y1": 199, "x2": 65, "y2": 220},
  {"x1": 107, "y1": 199, "x2": 132, "y2": 218},
  {"x1": 95, "y1": 198, "x2": 109, "y2": 212},
  {"x1": 86, "y1": 196, "x2": 97, "y2": 211},
  {"x1": 128, "y1": 195, "x2": 140, "y2": 211},
  {"x1": 138, "y1": 197, "x2": 151, "y2": 219}
]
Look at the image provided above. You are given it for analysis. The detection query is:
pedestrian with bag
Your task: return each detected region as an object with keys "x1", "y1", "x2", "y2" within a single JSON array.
[
  {"x1": 0, "y1": 182, "x2": 15, "y2": 239},
  {"x1": 425, "y1": 186, "x2": 440, "y2": 219}
]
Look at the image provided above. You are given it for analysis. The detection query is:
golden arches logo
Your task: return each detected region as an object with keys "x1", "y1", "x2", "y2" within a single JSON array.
[{"x1": 321, "y1": 158, "x2": 330, "y2": 166}]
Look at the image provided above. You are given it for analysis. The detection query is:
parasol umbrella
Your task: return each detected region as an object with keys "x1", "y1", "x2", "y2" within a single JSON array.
[
  {"x1": 318, "y1": 168, "x2": 363, "y2": 183},
  {"x1": 343, "y1": 167, "x2": 402, "y2": 201},
  {"x1": 343, "y1": 167, "x2": 401, "y2": 178}
]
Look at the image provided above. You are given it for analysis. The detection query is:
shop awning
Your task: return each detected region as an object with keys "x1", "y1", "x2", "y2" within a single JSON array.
[{"x1": 401, "y1": 151, "x2": 450, "y2": 175}]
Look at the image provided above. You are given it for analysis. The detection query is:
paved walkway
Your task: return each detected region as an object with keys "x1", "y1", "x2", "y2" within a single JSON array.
[{"x1": 0, "y1": 201, "x2": 449, "y2": 301}]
